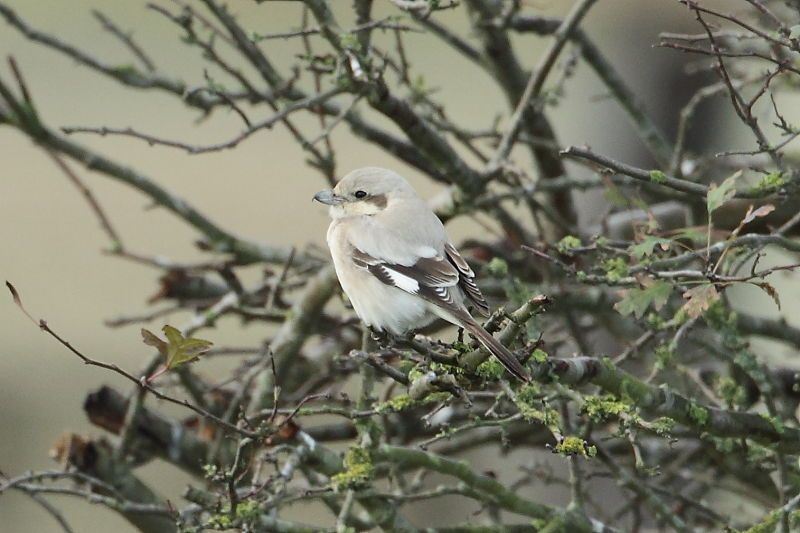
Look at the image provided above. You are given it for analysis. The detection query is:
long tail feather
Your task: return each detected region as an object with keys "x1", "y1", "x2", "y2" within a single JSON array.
[{"x1": 463, "y1": 320, "x2": 531, "y2": 382}]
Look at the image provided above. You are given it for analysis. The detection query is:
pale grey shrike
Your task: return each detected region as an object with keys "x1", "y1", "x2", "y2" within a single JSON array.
[{"x1": 314, "y1": 167, "x2": 530, "y2": 382}]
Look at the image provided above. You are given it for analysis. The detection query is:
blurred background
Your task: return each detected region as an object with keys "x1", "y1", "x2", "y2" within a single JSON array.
[{"x1": 1, "y1": 0, "x2": 795, "y2": 530}]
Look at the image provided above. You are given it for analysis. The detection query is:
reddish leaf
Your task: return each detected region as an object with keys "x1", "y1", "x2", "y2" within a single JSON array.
[
  {"x1": 681, "y1": 284, "x2": 719, "y2": 319},
  {"x1": 754, "y1": 282, "x2": 781, "y2": 310},
  {"x1": 742, "y1": 204, "x2": 775, "y2": 225}
]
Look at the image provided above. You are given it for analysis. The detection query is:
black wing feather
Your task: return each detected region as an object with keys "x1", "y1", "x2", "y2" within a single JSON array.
[
  {"x1": 351, "y1": 248, "x2": 463, "y2": 315},
  {"x1": 350, "y1": 246, "x2": 529, "y2": 382},
  {"x1": 445, "y1": 243, "x2": 490, "y2": 317}
]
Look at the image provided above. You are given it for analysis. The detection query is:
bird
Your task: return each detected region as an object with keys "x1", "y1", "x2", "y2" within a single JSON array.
[{"x1": 313, "y1": 167, "x2": 531, "y2": 382}]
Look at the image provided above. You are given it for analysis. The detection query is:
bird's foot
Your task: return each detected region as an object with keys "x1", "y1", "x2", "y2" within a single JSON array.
[{"x1": 369, "y1": 327, "x2": 395, "y2": 349}]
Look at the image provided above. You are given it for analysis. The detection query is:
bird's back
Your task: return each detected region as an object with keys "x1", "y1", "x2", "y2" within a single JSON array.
[{"x1": 342, "y1": 197, "x2": 446, "y2": 265}]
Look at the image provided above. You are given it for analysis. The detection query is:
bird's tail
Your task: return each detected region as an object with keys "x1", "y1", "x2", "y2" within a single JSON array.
[{"x1": 462, "y1": 319, "x2": 531, "y2": 382}]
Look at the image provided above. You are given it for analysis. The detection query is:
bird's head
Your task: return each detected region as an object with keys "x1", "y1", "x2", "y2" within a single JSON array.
[{"x1": 313, "y1": 167, "x2": 417, "y2": 219}]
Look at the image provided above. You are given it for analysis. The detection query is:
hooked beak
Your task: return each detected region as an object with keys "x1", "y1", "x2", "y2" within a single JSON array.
[{"x1": 313, "y1": 189, "x2": 345, "y2": 205}]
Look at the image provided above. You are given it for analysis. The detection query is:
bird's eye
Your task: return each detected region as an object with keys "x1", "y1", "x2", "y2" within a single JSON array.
[{"x1": 354, "y1": 190, "x2": 367, "y2": 199}]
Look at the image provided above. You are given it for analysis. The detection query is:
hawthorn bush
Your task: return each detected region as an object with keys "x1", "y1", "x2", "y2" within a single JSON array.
[{"x1": 2, "y1": 1, "x2": 800, "y2": 531}]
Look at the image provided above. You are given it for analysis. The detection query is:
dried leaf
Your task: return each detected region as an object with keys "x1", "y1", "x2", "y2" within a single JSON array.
[
  {"x1": 50, "y1": 433, "x2": 91, "y2": 468},
  {"x1": 754, "y1": 282, "x2": 781, "y2": 310},
  {"x1": 6, "y1": 280, "x2": 21, "y2": 306},
  {"x1": 681, "y1": 285, "x2": 719, "y2": 319},
  {"x1": 141, "y1": 328, "x2": 167, "y2": 356},
  {"x1": 5, "y1": 280, "x2": 38, "y2": 325},
  {"x1": 742, "y1": 204, "x2": 775, "y2": 225},
  {"x1": 275, "y1": 415, "x2": 301, "y2": 440}
]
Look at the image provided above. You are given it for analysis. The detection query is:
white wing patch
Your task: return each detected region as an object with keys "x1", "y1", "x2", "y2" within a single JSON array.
[
  {"x1": 351, "y1": 245, "x2": 469, "y2": 319},
  {"x1": 380, "y1": 265, "x2": 420, "y2": 293}
]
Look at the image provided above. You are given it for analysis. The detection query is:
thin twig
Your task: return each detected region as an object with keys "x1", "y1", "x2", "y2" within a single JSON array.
[{"x1": 489, "y1": 0, "x2": 599, "y2": 168}]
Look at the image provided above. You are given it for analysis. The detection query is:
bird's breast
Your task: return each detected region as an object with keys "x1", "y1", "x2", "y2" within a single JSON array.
[{"x1": 326, "y1": 221, "x2": 432, "y2": 334}]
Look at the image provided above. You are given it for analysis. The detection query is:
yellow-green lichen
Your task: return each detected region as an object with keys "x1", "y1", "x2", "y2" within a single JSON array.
[
  {"x1": 746, "y1": 443, "x2": 772, "y2": 466},
  {"x1": 205, "y1": 500, "x2": 262, "y2": 530},
  {"x1": 202, "y1": 464, "x2": 218, "y2": 480},
  {"x1": 687, "y1": 401, "x2": 709, "y2": 426},
  {"x1": 487, "y1": 257, "x2": 509, "y2": 277},
  {"x1": 554, "y1": 436, "x2": 597, "y2": 457},
  {"x1": 742, "y1": 507, "x2": 800, "y2": 533},
  {"x1": 451, "y1": 340, "x2": 472, "y2": 354},
  {"x1": 407, "y1": 367, "x2": 427, "y2": 383},
  {"x1": 749, "y1": 171, "x2": 785, "y2": 195},
  {"x1": 375, "y1": 394, "x2": 416, "y2": 413},
  {"x1": 715, "y1": 376, "x2": 748, "y2": 408},
  {"x1": 582, "y1": 394, "x2": 631, "y2": 422},
  {"x1": 644, "y1": 312, "x2": 666, "y2": 330},
  {"x1": 235, "y1": 500, "x2": 261, "y2": 523},
  {"x1": 375, "y1": 392, "x2": 449, "y2": 413},
  {"x1": 331, "y1": 446, "x2": 374, "y2": 491},
  {"x1": 649, "y1": 417, "x2": 676, "y2": 437},
  {"x1": 516, "y1": 383, "x2": 543, "y2": 404},
  {"x1": 207, "y1": 513, "x2": 233, "y2": 529},
  {"x1": 430, "y1": 361, "x2": 465, "y2": 375},
  {"x1": 476, "y1": 356, "x2": 505, "y2": 380},
  {"x1": 602, "y1": 257, "x2": 629, "y2": 282},
  {"x1": 760, "y1": 413, "x2": 785, "y2": 434},
  {"x1": 557, "y1": 235, "x2": 582, "y2": 255},
  {"x1": 654, "y1": 343, "x2": 675, "y2": 370},
  {"x1": 516, "y1": 401, "x2": 560, "y2": 430},
  {"x1": 649, "y1": 169, "x2": 667, "y2": 184},
  {"x1": 338, "y1": 32, "x2": 363, "y2": 51},
  {"x1": 530, "y1": 348, "x2": 548, "y2": 364}
]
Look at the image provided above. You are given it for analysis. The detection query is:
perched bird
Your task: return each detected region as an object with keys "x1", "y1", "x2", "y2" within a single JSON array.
[{"x1": 314, "y1": 167, "x2": 530, "y2": 382}]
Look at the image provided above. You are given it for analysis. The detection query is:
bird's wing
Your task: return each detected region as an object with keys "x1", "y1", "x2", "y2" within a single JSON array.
[
  {"x1": 351, "y1": 245, "x2": 529, "y2": 381},
  {"x1": 351, "y1": 247, "x2": 469, "y2": 321},
  {"x1": 444, "y1": 242, "x2": 490, "y2": 317},
  {"x1": 351, "y1": 246, "x2": 529, "y2": 381}
]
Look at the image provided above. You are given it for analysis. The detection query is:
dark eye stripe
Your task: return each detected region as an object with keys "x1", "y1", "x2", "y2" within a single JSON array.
[{"x1": 365, "y1": 194, "x2": 387, "y2": 208}]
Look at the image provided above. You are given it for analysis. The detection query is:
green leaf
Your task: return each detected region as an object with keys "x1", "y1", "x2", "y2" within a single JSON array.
[
  {"x1": 142, "y1": 325, "x2": 213, "y2": 371},
  {"x1": 630, "y1": 236, "x2": 672, "y2": 260},
  {"x1": 706, "y1": 172, "x2": 739, "y2": 213},
  {"x1": 614, "y1": 280, "x2": 672, "y2": 319},
  {"x1": 750, "y1": 171, "x2": 785, "y2": 194},
  {"x1": 791, "y1": 24, "x2": 800, "y2": 39}
]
